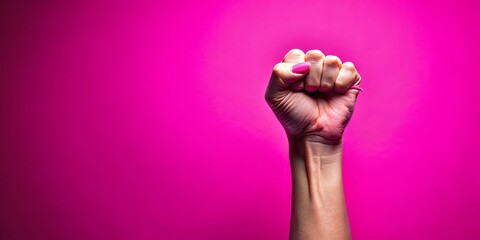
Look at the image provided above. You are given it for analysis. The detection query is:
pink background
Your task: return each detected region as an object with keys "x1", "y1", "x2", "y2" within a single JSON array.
[{"x1": 1, "y1": 0, "x2": 479, "y2": 239}]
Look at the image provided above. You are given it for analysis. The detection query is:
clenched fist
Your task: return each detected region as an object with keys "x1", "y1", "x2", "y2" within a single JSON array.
[{"x1": 265, "y1": 49, "x2": 362, "y2": 143}]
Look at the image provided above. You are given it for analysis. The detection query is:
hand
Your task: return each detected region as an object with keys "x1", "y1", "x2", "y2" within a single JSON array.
[{"x1": 265, "y1": 49, "x2": 362, "y2": 143}]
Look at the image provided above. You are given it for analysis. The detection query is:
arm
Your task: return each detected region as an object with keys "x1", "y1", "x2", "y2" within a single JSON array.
[
  {"x1": 265, "y1": 49, "x2": 362, "y2": 240},
  {"x1": 289, "y1": 136, "x2": 350, "y2": 240}
]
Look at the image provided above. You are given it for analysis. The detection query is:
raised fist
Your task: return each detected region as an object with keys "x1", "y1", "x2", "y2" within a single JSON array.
[{"x1": 265, "y1": 49, "x2": 362, "y2": 143}]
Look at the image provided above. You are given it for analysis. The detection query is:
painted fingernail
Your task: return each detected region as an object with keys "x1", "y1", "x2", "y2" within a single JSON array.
[
  {"x1": 350, "y1": 85, "x2": 364, "y2": 92},
  {"x1": 292, "y1": 62, "x2": 310, "y2": 74}
]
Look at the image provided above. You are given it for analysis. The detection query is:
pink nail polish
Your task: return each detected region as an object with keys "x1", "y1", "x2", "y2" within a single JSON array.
[
  {"x1": 292, "y1": 62, "x2": 310, "y2": 74},
  {"x1": 350, "y1": 85, "x2": 364, "y2": 92}
]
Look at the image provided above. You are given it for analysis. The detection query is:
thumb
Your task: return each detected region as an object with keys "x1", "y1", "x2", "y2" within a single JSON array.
[
  {"x1": 265, "y1": 62, "x2": 310, "y2": 102},
  {"x1": 274, "y1": 62, "x2": 311, "y2": 85}
]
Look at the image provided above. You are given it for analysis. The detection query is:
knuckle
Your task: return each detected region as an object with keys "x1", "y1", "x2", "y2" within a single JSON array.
[
  {"x1": 324, "y1": 55, "x2": 342, "y2": 67},
  {"x1": 321, "y1": 81, "x2": 334, "y2": 89},
  {"x1": 305, "y1": 49, "x2": 325, "y2": 60},
  {"x1": 272, "y1": 63, "x2": 284, "y2": 76},
  {"x1": 342, "y1": 61, "x2": 356, "y2": 71}
]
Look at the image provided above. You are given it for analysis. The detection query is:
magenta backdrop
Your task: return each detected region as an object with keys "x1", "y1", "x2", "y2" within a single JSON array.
[{"x1": 1, "y1": 0, "x2": 479, "y2": 239}]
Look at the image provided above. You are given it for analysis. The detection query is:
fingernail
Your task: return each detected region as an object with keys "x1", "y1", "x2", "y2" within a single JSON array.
[
  {"x1": 350, "y1": 85, "x2": 364, "y2": 92},
  {"x1": 292, "y1": 62, "x2": 310, "y2": 74}
]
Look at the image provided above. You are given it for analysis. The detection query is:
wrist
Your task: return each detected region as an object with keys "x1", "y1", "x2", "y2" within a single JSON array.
[{"x1": 288, "y1": 134, "x2": 343, "y2": 160}]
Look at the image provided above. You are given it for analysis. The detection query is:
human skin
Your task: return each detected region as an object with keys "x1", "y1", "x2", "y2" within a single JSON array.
[{"x1": 265, "y1": 49, "x2": 362, "y2": 240}]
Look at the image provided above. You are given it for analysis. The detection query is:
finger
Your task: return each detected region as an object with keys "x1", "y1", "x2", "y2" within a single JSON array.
[
  {"x1": 265, "y1": 62, "x2": 310, "y2": 102},
  {"x1": 265, "y1": 50, "x2": 310, "y2": 102},
  {"x1": 335, "y1": 62, "x2": 360, "y2": 93},
  {"x1": 273, "y1": 62, "x2": 310, "y2": 85},
  {"x1": 319, "y1": 55, "x2": 342, "y2": 93},
  {"x1": 283, "y1": 49, "x2": 306, "y2": 90},
  {"x1": 270, "y1": 49, "x2": 308, "y2": 89},
  {"x1": 304, "y1": 50, "x2": 325, "y2": 92},
  {"x1": 281, "y1": 49, "x2": 308, "y2": 85},
  {"x1": 290, "y1": 78, "x2": 304, "y2": 91}
]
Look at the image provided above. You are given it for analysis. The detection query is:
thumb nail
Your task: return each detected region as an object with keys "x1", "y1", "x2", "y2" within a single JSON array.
[{"x1": 292, "y1": 62, "x2": 310, "y2": 74}]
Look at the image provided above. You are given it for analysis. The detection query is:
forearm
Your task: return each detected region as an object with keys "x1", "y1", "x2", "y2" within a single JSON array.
[{"x1": 289, "y1": 135, "x2": 351, "y2": 240}]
